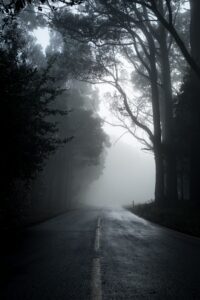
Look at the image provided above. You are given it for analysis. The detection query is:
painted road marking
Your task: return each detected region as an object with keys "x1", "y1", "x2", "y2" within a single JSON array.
[
  {"x1": 91, "y1": 217, "x2": 102, "y2": 300},
  {"x1": 97, "y1": 217, "x2": 101, "y2": 229},
  {"x1": 91, "y1": 258, "x2": 102, "y2": 300},
  {"x1": 95, "y1": 217, "x2": 101, "y2": 252}
]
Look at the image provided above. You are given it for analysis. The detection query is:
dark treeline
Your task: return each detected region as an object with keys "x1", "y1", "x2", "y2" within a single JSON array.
[
  {"x1": 1, "y1": 0, "x2": 200, "y2": 225},
  {"x1": 0, "y1": 9, "x2": 109, "y2": 225}
]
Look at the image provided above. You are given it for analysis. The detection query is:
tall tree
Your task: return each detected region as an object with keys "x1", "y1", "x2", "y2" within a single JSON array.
[
  {"x1": 0, "y1": 22, "x2": 70, "y2": 214},
  {"x1": 188, "y1": 0, "x2": 200, "y2": 204}
]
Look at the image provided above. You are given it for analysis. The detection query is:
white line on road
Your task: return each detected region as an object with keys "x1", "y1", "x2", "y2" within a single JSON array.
[
  {"x1": 97, "y1": 217, "x2": 101, "y2": 229},
  {"x1": 91, "y1": 217, "x2": 102, "y2": 300},
  {"x1": 95, "y1": 217, "x2": 101, "y2": 252},
  {"x1": 91, "y1": 258, "x2": 102, "y2": 300}
]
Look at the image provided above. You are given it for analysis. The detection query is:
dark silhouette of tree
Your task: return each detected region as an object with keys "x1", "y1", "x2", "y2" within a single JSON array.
[
  {"x1": 174, "y1": 74, "x2": 192, "y2": 202},
  {"x1": 0, "y1": 0, "x2": 83, "y2": 15},
  {"x1": 30, "y1": 81, "x2": 110, "y2": 213},
  {"x1": 188, "y1": 0, "x2": 200, "y2": 205},
  {"x1": 175, "y1": 0, "x2": 200, "y2": 206},
  {"x1": 0, "y1": 23, "x2": 70, "y2": 212}
]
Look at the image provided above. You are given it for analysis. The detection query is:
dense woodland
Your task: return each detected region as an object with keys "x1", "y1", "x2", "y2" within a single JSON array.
[
  {"x1": 0, "y1": 5, "x2": 110, "y2": 224},
  {"x1": 0, "y1": 0, "x2": 200, "y2": 226}
]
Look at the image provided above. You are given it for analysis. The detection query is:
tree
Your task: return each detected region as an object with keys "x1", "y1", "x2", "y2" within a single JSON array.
[
  {"x1": 30, "y1": 81, "x2": 109, "y2": 212},
  {"x1": 174, "y1": 74, "x2": 191, "y2": 202},
  {"x1": 0, "y1": 0, "x2": 84, "y2": 15},
  {"x1": 0, "y1": 23, "x2": 69, "y2": 211},
  {"x1": 51, "y1": 1, "x2": 167, "y2": 203},
  {"x1": 185, "y1": 0, "x2": 200, "y2": 204},
  {"x1": 24, "y1": 23, "x2": 110, "y2": 212}
]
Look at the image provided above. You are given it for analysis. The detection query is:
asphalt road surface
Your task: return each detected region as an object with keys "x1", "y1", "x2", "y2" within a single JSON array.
[{"x1": 1, "y1": 208, "x2": 200, "y2": 299}]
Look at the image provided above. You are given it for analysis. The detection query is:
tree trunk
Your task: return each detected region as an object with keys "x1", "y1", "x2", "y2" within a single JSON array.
[
  {"x1": 148, "y1": 37, "x2": 165, "y2": 203},
  {"x1": 190, "y1": 0, "x2": 200, "y2": 63},
  {"x1": 125, "y1": 5, "x2": 165, "y2": 203},
  {"x1": 154, "y1": 143, "x2": 164, "y2": 204},
  {"x1": 158, "y1": 1, "x2": 178, "y2": 204},
  {"x1": 189, "y1": 0, "x2": 200, "y2": 205}
]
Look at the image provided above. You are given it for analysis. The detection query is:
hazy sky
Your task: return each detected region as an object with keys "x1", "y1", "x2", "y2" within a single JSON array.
[
  {"x1": 93, "y1": 84, "x2": 155, "y2": 207},
  {"x1": 84, "y1": 137, "x2": 155, "y2": 207},
  {"x1": 33, "y1": 27, "x2": 50, "y2": 53},
  {"x1": 34, "y1": 28, "x2": 155, "y2": 207}
]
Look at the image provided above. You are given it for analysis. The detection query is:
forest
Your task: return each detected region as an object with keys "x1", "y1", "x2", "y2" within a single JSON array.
[{"x1": 0, "y1": 0, "x2": 200, "y2": 231}]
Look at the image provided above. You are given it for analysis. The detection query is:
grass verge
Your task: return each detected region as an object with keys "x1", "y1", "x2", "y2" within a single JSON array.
[{"x1": 129, "y1": 201, "x2": 200, "y2": 238}]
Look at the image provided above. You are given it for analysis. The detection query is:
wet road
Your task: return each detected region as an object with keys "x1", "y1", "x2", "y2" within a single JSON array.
[{"x1": 1, "y1": 208, "x2": 200, "y2": 299}]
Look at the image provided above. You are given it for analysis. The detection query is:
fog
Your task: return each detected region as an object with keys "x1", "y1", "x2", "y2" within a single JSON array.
[
  {"x1": 32, "y1": 23, "x2": 156, "y2": 209},
  {"x1": 2, "y1": 0, "x2": 194, "y2": 226},
  {"x1": 2, "y1": 2, "x2": 200, "y2": 299},
  {"x1": 84, "y1": 136, "x2": 155, "y2": 208}
]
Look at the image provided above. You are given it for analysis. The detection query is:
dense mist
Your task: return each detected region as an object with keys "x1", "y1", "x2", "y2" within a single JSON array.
[
  {"x1": 1, "y1": 0, "x2": 200, "y2": 235},
  {"x1": 2, "y1": 1, "x2": 200, "y2": 299},
  {"x1": 84, "y1": 138, "x2": 155, "y2": 208}
]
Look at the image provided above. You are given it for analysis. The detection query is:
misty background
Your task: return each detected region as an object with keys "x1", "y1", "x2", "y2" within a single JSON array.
[
  {"x1": 84, "y1": 137, "x2": 154, "y2": 207},
  {"x1": 1, "y1": 0, "x2": 199, "y2": 230},
  {"x1": 33, "y1": 28, "x2": 155, "y2": 209}
]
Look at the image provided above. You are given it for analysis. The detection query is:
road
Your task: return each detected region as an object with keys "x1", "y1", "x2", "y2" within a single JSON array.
[{"x1": 1, "y1": 208, "x2": 200, "y2": 299}]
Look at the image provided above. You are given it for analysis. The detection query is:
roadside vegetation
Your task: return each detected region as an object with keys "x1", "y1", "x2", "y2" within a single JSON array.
[{"x1": 130, "y1": 202, "x2": 200, "y2": 237}]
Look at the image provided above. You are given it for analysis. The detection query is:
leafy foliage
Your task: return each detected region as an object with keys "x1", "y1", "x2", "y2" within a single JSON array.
[
  {"x1": 1, "y1": 0, "x2": 84, "y2": 14},
  {"x1": 0, "y1": 24, "x2": 68, "y2": 204}
]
